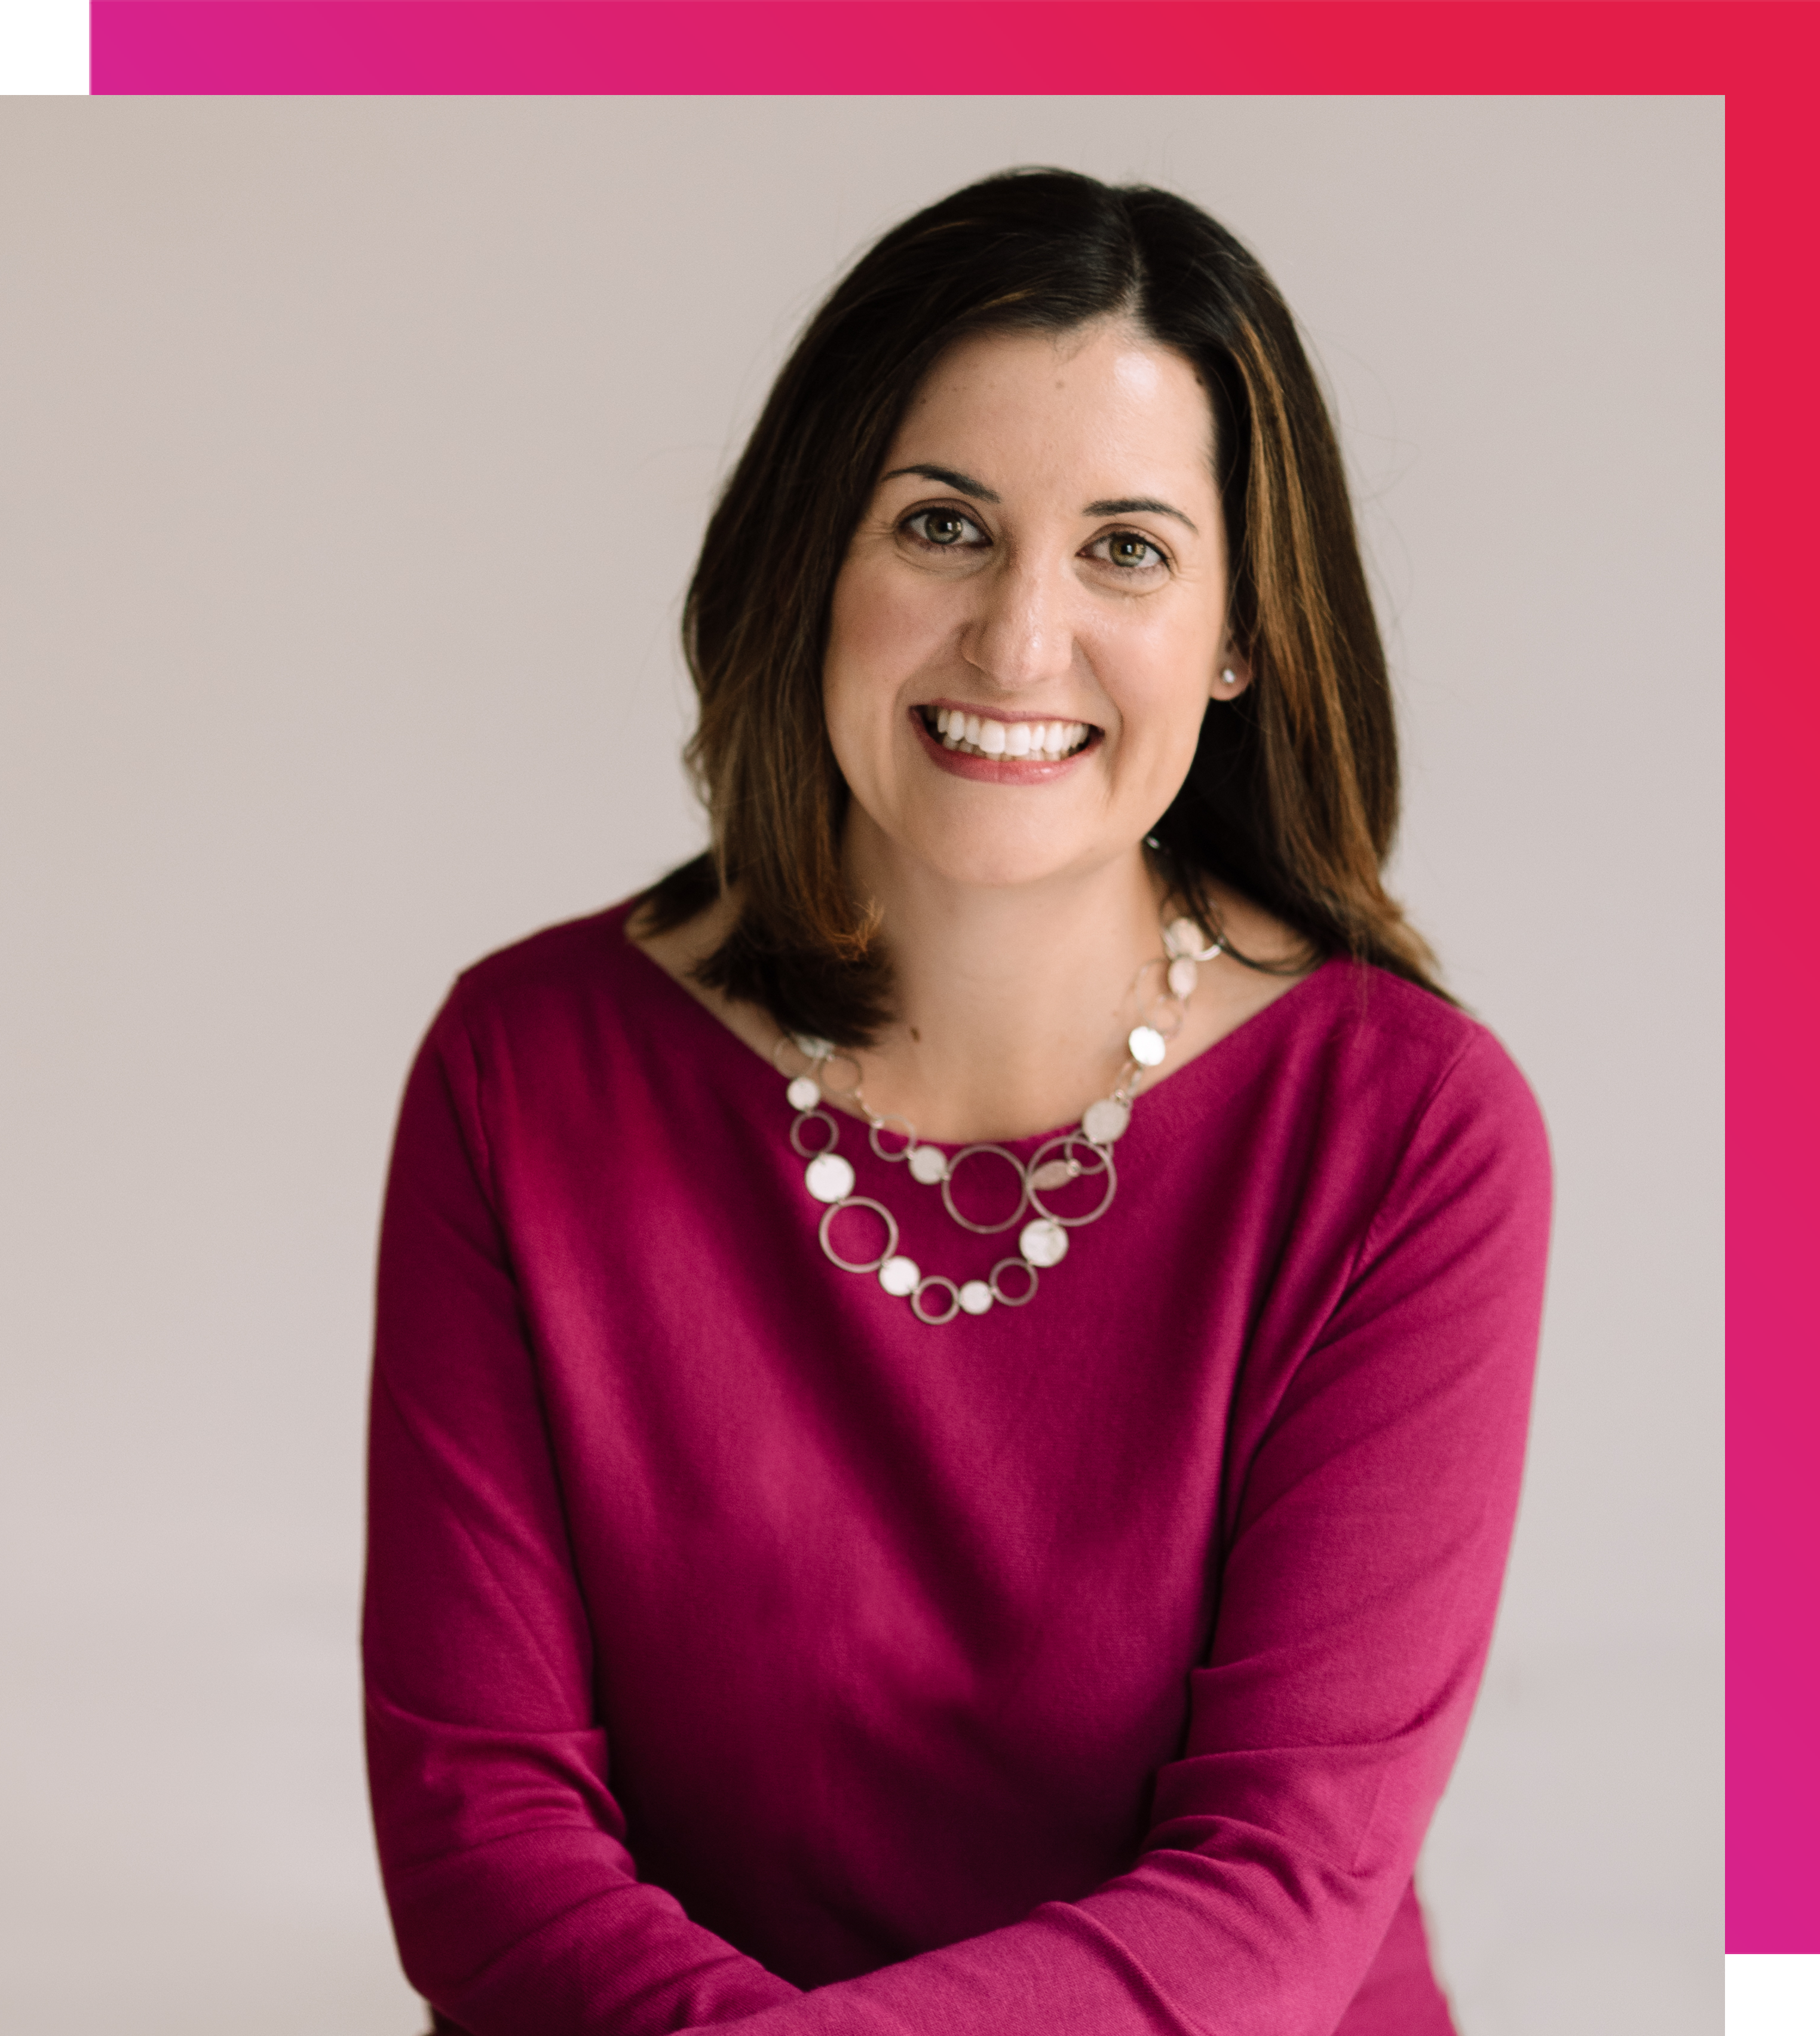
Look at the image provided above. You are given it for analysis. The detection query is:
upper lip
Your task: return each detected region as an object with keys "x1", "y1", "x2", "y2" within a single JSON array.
[{"x1": 917, "y1": 698, "x2": 1099, "y2": 726}]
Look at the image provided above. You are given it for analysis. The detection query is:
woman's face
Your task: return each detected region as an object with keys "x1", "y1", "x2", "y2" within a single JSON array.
[{"x1": 823, "y1": 318, "x2": 1241, "y2": 896}]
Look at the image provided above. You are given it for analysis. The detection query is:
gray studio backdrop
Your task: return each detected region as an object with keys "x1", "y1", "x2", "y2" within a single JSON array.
[{"x1": 0, "y1": 98, "x2": 1721, "y2": 2035}]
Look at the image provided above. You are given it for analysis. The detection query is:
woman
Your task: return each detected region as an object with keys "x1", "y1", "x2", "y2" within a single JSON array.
[{"x1": 364, "y1": 169, "x2": 1550, "y2": 2036}]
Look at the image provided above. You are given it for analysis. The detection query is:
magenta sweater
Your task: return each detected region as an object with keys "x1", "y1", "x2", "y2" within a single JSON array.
[{"x1": 364, "y1": 902, "x2": 1550, "y2": 2036}]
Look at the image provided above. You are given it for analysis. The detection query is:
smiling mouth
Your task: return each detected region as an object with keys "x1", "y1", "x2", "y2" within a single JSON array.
[{"x1": 915, "y1": 705, "x2": 1097, "y2": 761}]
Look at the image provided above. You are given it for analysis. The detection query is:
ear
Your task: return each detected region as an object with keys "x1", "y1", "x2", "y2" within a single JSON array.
[{"x1": 1212, "y1": 646, "x2": 1253, "y2": 700}]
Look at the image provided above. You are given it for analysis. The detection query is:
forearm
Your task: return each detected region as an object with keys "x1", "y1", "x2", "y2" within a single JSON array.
[
  {"x1": 369, "y1": 1685, "x2": 802, "y2": 2035},
  {"x1": 686, "y1": 1848, "x2": 1392, "y2": 2036}
]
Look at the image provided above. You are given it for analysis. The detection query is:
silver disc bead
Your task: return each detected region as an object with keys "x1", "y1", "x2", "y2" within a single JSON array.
[
  {"x1": 1081, "y1": 1097, "x2": 1130, "y2": 1145},
  {"x1": 804, "y1": 1152, "x2": 856, "y2": 1204},
  {"x1": 878, "y1": 1254, "x2": 920, "y2": 1297},
  {"x1": 1129, "y1": 1024, "x2": 1167, "y2": 1068},
  {"x1": 1019, "y1": 1217, "x2": 1069, "y2": 1268}
]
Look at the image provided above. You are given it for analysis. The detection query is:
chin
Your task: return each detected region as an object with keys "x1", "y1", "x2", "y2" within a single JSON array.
[{"x1": 891, "y1": 818, "x2": 1122, "y2": 895}]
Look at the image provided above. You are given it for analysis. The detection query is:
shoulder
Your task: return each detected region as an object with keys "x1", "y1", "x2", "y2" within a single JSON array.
[
  {"x1": 1283, "y1": 961, "x2": 1541, "y2": 1119},
  {"x1": 430, "y1": 896, "x2": 660, "y2": 1063},
  {"x1": 1296, "y1": 961, "x2": 1552, "y2": 1250},
  {"x1": 1217, "y1": 959, "x2": 1551, "y2": 1234}
]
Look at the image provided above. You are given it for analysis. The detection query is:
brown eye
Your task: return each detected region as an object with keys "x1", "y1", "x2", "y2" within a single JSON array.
[
  {"x1": 1102, "y1": 532, "x2": 1166, "y2": 570},
  {"x1": 905, "y1": 509, "x2": 986, "y2": 549}
]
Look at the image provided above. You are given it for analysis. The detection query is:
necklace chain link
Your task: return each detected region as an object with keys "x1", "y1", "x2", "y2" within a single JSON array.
[{"x1": 782, "y1": 915, "x2": 1222, "y2": 1323}]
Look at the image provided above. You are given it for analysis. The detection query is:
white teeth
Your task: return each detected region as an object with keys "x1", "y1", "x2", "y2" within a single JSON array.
[{"x1": 927, "y1": 709, "x2": 1092, "y2": 760}]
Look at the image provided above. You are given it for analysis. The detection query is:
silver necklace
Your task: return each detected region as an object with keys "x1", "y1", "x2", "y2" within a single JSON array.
[{"x1": 778, "y1": 915, "x2": 1222, "y2": 1324}]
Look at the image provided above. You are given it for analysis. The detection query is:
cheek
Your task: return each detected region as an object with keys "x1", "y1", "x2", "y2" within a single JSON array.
[
  {"x1": 824, "y1": 568, "x2": 915, "y2": 780},
  {"x1": 825, "y1": 563, "x2": 959, "y2": 757},
  {"x1": 1102, "y1": 616, "x2": 1217, "y2": 761},
  {"x1": 831, "y1": 549, "x2": 966, "y2": 680}
]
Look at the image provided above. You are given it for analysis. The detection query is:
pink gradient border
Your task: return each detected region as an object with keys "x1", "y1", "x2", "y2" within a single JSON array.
[
  {"x1": 1721, "y1": 4, "x2": 1820, "y2": 1949},
  {"x1": 88, "y1": 0, "x2": 1816, "y2": 1954},
  {"x1": 86, "y1": 1, "x2": 1761, "y2": 95}
]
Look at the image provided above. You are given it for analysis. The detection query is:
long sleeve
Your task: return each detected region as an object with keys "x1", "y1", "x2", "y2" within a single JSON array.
[
  {"x1": 363, "y1": 923, "x2": 1549, "y2": 2036},
  {"x1": 364, "y1": 996, "x2": 803, "y2": 2033},
  {"x1": 684, "y1": 1031, "x2": 1550, "y2": 2036}
]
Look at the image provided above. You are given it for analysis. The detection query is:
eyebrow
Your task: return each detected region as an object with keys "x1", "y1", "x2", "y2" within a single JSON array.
[
  {"x1": 1084, "y1": 496, "x2": 1200, "y2": 535},
  {"x1": 880, "y1": 467, "x2": 1199, "y2": 537},
  {"x1": 880, "y1": 463, "x2": 1000, "y2": 503}
]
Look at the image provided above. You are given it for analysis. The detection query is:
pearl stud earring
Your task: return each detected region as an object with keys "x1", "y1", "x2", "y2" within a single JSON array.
[{"x1": 1220, "y1": 668, "x2": 1239, "y2": 688}]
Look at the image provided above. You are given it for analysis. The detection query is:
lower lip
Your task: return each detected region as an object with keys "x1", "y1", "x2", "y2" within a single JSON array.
[{"x1": 910, "y1": 711, "x2": 1096, "y2": 784}]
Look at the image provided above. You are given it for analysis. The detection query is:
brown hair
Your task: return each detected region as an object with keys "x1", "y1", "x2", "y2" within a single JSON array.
[{"x1": 641, "y1": 168, "x2": 1445, "y2": 1042}]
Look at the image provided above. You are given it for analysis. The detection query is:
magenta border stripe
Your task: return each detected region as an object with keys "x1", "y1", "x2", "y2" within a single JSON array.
[
  {"x1": 93, "y1": 0, "x2": 1734, "y2": 98},
  {"x1": 1726, "y1": 25, "x2": 1820, "y2": 1949}
]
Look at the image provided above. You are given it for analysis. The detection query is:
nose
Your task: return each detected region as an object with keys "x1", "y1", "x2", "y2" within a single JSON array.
[{"x1": 960, "y1": 553, "x2": 1077, "y2": 693}]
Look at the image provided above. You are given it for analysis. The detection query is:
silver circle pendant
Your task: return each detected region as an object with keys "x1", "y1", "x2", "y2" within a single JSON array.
[
  {"x1": 786, "y1": 1074, "x2": 822, "y2": 1112},
  {"x1": 818, "y1": 1196, "x2": 899, "y2": 1273},
  {"x1": 1019, "y1": 1217, "x2": 1069, "y2": 1267},
  {"x1": 940, "y1": 1144, "x2": 1030, "y2": 1234},
  {"x1": 958, "y1": 1280, "x2": 993, "y2": 1316},
  {"x1": 868, "y1": 1115, "x2": 916, "y2": 1161},
  {"x1": 912, "y1": 1276, "x2": 961, "y2": 1325},
  {"x1": 805, "y1": 1152, "x2": 856, "y2": 1204},
  {"x1": 790, "y1": 1109, "x2": 839, "y2": 1158},
  {"x1": 989, "y1": 1258, "x2": 1040, "y2": 1306},
  {"x1": 1025, "y1": 1135, "x2": 1117, "y2": 1227}
]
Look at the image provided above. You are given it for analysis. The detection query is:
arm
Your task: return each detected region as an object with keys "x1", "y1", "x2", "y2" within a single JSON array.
[
  {"x1": 368, "y1": 997, "x2": 1548, "y2": 2036},
  {"x1": 364, "y1": 994, "x2": 802, "y2": 2034},
  {"x1": 695, "y1": 1030, "x2": 1551, "y2": 2036}
]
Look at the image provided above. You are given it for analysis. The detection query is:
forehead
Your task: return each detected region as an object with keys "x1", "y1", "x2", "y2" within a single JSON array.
[{"x1": 888, "y1": 321, "x2": 1218, "y2": 480}]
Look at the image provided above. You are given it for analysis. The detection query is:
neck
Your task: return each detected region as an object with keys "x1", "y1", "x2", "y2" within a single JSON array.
[{"x1": 842, "y1": 822, "x2": 1167, "y2": 1143}]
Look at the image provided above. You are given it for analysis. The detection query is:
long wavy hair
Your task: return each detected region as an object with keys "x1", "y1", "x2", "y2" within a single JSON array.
[{"x1": 639, "y1": 168, "x2": 1444, "y2": 1042}]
